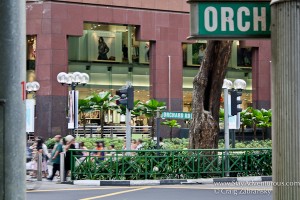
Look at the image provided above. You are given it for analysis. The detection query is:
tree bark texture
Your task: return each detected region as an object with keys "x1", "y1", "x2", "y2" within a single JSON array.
[
  {"x1": 100, "y1": 111, "x2": 105, "y2": 138},
  {"x1": 189, "y1": 40, "x2": 233, "y2": 149}
]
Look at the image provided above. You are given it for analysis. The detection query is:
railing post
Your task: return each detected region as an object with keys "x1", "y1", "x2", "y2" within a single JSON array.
[
  {"x1": 60, "y1": 152, "x2": 65, "y2": 182},
  {"x1": 245, "y1": 150, "x2": 249, "y2": 176},
  {"x1": 37, "y1": 153, "x2": 42, "y2": 181},
  {"x1": 110, "y1": 127, "x2": 113, "y2": 139},
  {"x1": 156, "y1": 110, "x2": 161, "y2": 150},
  {"x1": 70, "y1": 151, "x2": 74, "y2": 180},
  {"x1": 115, "y1": 153, "x2": 119, "y2": 179},
  {"x1": 221, "y1": 150, "x2": 225, "y2": 177}
]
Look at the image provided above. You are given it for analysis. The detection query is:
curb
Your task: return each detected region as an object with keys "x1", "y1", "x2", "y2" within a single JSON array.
[{"x1": 73, "y1": 176, "x2": 272, "y2": 186}]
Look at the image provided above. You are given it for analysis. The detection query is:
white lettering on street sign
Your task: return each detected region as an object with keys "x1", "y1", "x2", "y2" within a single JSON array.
[{"x1": 189, "y1": 1, "x2": 271, "y2": 39}]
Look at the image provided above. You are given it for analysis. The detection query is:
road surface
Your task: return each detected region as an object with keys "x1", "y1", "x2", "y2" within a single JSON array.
[{"x1": 27, "y1": 181, "x2": 272, "y2": 200}]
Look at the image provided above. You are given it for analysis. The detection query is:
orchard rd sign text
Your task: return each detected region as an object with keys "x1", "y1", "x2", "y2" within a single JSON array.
[
  {"x1": 189, "y1": 1, "x2": 271, "y2": 39},
  {"x1": 161, "y1": 112, "x2": 192, "y2": 120}
]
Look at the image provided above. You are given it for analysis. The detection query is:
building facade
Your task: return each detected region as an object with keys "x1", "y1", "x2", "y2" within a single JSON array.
[{"x1": 26, "y1": 0, "x2": 271, "y2": 139}]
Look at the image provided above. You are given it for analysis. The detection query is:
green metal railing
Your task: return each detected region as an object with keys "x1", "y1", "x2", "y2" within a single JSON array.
[{"x1": 70, "y1": 148, "x2": 272, "y2": 180}]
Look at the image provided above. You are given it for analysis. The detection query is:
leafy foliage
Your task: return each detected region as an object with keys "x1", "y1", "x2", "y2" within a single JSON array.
[
  {"x1": 78, "y1": 99, "x2": 93, "y2": 135},
  {"x1": 46, "y1": 137, "x2": 272, "y2": 150},
  {"x1": 86, "y1": 92, "x2": 120, "y2": 138},
  {"x1": 71, "y1": 148, "x2": 272, "y2": 180},
  {"x1": 45, "y1": 138, "x2": 56, "y2": 149},
  {"x1": 87, "y1": 91, "x2": 120, "y2": 112},
  {"x1": 161, "y1": 120, "x2": 181, "y2": 141},
  {"x1": 218, "y1": 139, "x2": 272, "y2": 149},
  {"x1": 140, "y1": 99, "x2": 166, "y2": 138},
  {"x1": 240, "y1": 107, "x2": 272, "y2": 140},
  {"x1": 219, "y1": 108, "x2": 224, "y2": 123},
  {"x1": 140, "y1": 99, "x2": 166, "y2": 118}
]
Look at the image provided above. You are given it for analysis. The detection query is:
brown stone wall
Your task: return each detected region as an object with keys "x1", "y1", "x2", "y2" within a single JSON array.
[
  {"x1": 26, "y1": 1, "x2": 190, "y2": 138},
  {"x1": 240, "y1": 40, "x2": 271, "y2": 109},
  {"x1": 27, "y1": 0, "x2": 190, "y2": 12}
]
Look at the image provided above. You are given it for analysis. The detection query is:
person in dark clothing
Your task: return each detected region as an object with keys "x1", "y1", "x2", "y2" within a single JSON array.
[
  {"x1": 93, "y1": 141, "x2": 105, "y2": 163},
  {"x1": 64, "y1": 135, "x2": 76, "y2": 180},
  {"x1": 122, "y1": 44, "x2": 128, "y2": 60},
  {"x1": 97, "y1": 37, "x2": 109, "y2": 60}
]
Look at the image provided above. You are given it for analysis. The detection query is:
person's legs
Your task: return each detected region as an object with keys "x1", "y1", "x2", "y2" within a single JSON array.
[
  {"x1": 47, "y1": 163, "x2": 53, "y2": 178},
  {"x1": 48, "y1": 163, "x2": 59, "y2": 180}
]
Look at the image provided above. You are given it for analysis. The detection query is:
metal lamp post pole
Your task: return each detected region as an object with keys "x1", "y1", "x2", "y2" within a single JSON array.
[
  {"x1": 125, "y1": 82, "x2": 132, "y2": 154},
  {"x1": 223, "y1": 88, "x2": 230, "y2": 177},
  {"x1": 125, "y1": 108, "x2": 131, "y2": 154},
  {"x1": 71, "y1": 83, "x2": 76, "y2": 136}
]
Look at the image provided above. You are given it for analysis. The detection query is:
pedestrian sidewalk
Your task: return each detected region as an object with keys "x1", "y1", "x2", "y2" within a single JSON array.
[{"x1": 71, "y1": 176, "x2": 272, "y2": 186}]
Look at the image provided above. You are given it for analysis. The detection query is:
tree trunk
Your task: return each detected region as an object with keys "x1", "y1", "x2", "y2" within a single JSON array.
[
  {"x1": 82, "y1": 114, "x2": 86, "y2": 138},
  {"x1": 189, "y1": 40, "x2": 233, "y2": 149},
  {"x1": 100, "y1": 110, "x2": 105, "y2": 138},
  {"x1": 150, "y1": 117, "x2": 155, "y2": 138},
  {"x1": 242, "y1": 125, "x2": 245, "y2": 142},
  {"x1": 83, "y1": 124, "x2": 86, "y2": 138},
  {"x1": 170, "y1": 128, "x2": 173, "y2": 141},
  {"x1": 253, "y1": 123, "x2": 257, "y2": 140}
]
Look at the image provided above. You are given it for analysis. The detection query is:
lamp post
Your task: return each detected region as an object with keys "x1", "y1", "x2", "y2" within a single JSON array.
[
  {"x1": 25, "y1": 81, "x2": 40, "y2": 139},
  {"x1": 26, "y1": 81, "x2": 40, "y2": 98},
  {"x1": 57, "y1": 72, "x2": 89, "y2": 134},
  {"x1": 222, "y1": 78, "x2": 246, "y2": 176}
]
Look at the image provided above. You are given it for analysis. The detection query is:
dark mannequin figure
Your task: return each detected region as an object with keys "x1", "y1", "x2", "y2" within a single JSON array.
[{"x1": 97, "y1": 37, "x2": 109, "y2": 60}]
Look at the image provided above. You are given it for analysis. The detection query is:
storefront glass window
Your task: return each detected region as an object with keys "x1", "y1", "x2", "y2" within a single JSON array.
[
  {"x1": 68, "y1": 23, "x2": 150, "y2": 64},
  {"x1": 68, "y1": 23, "x2": 150, "y2": 125},
  {"x1": 237, "y1": 47, "x2": 252, "y2": 68},
  {"x1": 26, "y1": 35, "x2": 36, "y2": 81}
]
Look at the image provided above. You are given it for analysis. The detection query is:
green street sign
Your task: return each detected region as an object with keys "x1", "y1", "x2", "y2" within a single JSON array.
[
  {"x1": 189, "y1": 1, "x2": 271, "y2": 39},
  {"x1": 161, "y1": 112, "x2": 193, "y2": 120}
]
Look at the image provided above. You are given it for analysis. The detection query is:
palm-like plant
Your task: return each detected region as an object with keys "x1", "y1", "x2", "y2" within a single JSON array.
[
  {"x1": 161, "y1": 119, "x2": 181, "y2": 141},
  {"x1": 118, "y1": 100, "x2": 143, "y2": 116},
  {"x1": 86, "y1": 91, "x2": 120, "y2": 138},
  {"x1": 78, "y1": 99, "x2": 93, "y2": 137},
  {"x1": 140, "y1": 99, "x2": 166, "y2": 138},
  {"x1": 240, "y1": 107, "x2": 254, "y2": 141},
  {"x1": 256, "y1": 109, "x2": 272, "y2": 140},
  {"x1": 240, "y1": 107, "x2": 272, "y2": 140}
]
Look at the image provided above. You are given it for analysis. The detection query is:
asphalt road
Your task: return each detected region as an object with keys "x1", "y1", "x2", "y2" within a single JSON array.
[{"x1": 27, "y1": 182, "x2": 272, "y2": 200}]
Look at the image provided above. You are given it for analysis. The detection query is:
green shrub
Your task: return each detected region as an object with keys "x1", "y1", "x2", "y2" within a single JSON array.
[
  {"x1": 45, "y1": 137, "x2": 272, "y2": 150},
  {"x1": 45, "y1": 138, "x2": 56, "y2": 149},
  {"x1": 71, "y1": 149, "x2": 272, "y2": 180},
  {"x1": 218, "y1": 139, "x2": 272, "y2": 149}
]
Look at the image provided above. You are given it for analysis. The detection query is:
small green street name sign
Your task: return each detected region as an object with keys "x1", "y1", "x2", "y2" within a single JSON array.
[
  {"x1": 189, "y1": 1, "x2": 271, "y2": 39},
  {"x1": 161, "y1": 112, "x2": 193, "y2": 120}
]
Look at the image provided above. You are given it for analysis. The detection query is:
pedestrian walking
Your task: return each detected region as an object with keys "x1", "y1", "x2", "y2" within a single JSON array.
[
  {"x1": 47, "y1": 135, "x2": 63, "y2": 181},
  {"x1": 131, "y1": 139, "x2": 137, "y2": 150},
  {"x1": 64, "y1": 135, "x2": 76, "y2": 179},
  {"x1": 79, "y1": 142, "x2": 88, "y2": 157},
  {"x1": 136, "y1": 139, "x2": 144, "y2": 150},
  {"x1": 37, "y1": 136, "x2": 50, "y2": 177}
]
